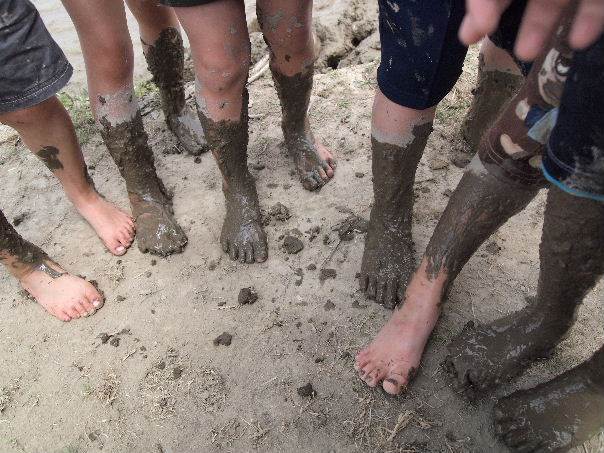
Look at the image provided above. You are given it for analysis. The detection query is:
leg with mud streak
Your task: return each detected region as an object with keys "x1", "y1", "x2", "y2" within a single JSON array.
[
  {"x1": 491, "y1": 187, "x2": 604, "y2": 452},
  {"x1": 256, "y1": 0, "x2": 336, "y2": 191},
  {"x1": 62, "y1": 0, "x2": 187, "y2": 256},
  {"x1": 0, "y1": 209, "x2": 104, "y2": 322},
  {"x1": 0, "y1": 97, "x2": 135, "y2": 256},
  {"x1": 359, "y1": 89, "x2": 436, "y2": 309},
  {"x1": 461, "y1": 37, "x2": 524, "y2": 149},
  {"x1": 125, "y1": 0, "x2": 207, "y2": 155},
  {"x1": 173, "y1": 0, "x2": 267, "y2": 263}
]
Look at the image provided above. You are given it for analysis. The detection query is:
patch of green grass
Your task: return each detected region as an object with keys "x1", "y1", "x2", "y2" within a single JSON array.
[
  {"x1": 57, "y1": 90, "x2": 95, "y2": 145},
  {"x1": 134, "y1": 78, "x2": 158, "y2": 99}
]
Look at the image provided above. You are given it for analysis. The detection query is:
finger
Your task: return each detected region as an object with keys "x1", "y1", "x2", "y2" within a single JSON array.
[
  {"x1": 459, "y1": 0, "x2": 513, "y2": 46},
  {"x1": 515, "y1": 0, "x2": 570, "y2": 61},
  {"x1": 569, "y1": 0, "x2": 604, "y2": 49}
]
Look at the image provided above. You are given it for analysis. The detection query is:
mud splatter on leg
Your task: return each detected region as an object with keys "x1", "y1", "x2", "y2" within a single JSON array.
[
  {"x1": 96, "y1": 88, "x2": 187, "y2": 256},
  {"x1": 143, "y1": 27, "x2": 207, "y2": 155},
  {"x1": 359, "y1": 122, "x2": 432, "y2": 308}
]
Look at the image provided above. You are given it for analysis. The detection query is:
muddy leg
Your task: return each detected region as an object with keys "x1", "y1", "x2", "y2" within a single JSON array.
[
  {"x1": 62, "y1": 0, "x2": 187, "y2": 256},
  {"x1": 125, "y1": 0, "x2": 207, "y2": 155},
  {"x1": 257, "y1": 0, "x2": 336, "y2": 191},
  {"x1": 359, "y1": 91, "x2": 435, "y2": 308},
  {"x1": 447, "y1": 185, "x2": 604, "y2": 396},
  {"x1": 493, "y1": 189, "x2": 604, "y2": 452},
  {"x1": 0, "y1": 209, "x2": 104, "y2": 321},
  {"x1": 174, "y1": 0, "x2": 267, "y2": 263},
  {"x1": 461, "y1": 37, "x2": 523, "y2": 149},
  {"x1": 0, "y1": 97, "x2": 135, "y2": 256}
]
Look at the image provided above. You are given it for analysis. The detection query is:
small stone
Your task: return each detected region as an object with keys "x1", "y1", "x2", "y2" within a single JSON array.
[
  {"x1": 306, "y1": 263, "x2": 317, "y2": 271},
  {"x1": 283, "y1": 235, "x2": 304, "y2": 254},
  {"x1": 355, "y1": 172, "x2": 365, "y2": 178},
  {"x1": 99, "y1": 333, "x2": 111, "y2": 344},
  {"x1": 213, "y1": 332, "x2": 232, "y2": 346},
  {"x1": 150, "y1": 259, "x2": 157, "y2": 266},
  {"x1": 429, "y1": 158, "x2": 449, "y2": 170},
  {"x1": 251, "y1": 163, "x2": 266, "y2": 170},
  {"x1": 238, "y1": 287, "x2": 258, "y2": 305},
  {"x1": 315, "y1": 356, "x2": 325, "y2": 363},
  {"x1": 172, "y1": 366, "x2": 184, "y2": 380},
  {"x1": 297, "y1": 383, "x2": 316, "y2": 398},
  {"x1": 194, "y1": 156, "x2": 202, "y2": 164},
  {"x1": 485, "y1": 242, "x2": 501, "y2": 255},
  {"x1": 217, "y1": 300, "x2": 226, "y2": 307},
  {"x1": 352, "y1": 300, "x2": 367, "y2": 309},
  {"x1": 323, "y1": 300, "x2": 336, "y2": 311},
  {"x1": 269, "y1": 202, "x2": 291, "y2": 222},
  {"x1": 319, "y1": 268, "x2": 337, "y2": 283},
  {"x1": 116, "y1": 295, "x2": 126, "y2": 302},
  {"x1": 109, "y1": 337, "x2": 120, "y2": 347},
  {"x1": 145, "y1": 271, "x2": 152, "y2": 278}
]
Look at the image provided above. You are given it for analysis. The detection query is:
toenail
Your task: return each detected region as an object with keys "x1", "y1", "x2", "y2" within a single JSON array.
[
  {"x1": 93, "y1": 300, "x2": 101, "y2": 308},
  {"x1": 116, "y1": 246, "x2": 125, "y2": 253}
]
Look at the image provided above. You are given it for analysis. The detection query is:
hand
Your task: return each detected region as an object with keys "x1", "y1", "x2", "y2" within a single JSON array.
[{"x1": 459, "y1": 0, "x2": 604, "y2": 60}]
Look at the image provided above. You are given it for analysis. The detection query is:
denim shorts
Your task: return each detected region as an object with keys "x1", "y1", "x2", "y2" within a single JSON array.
[
  {"x1": 0, "y1": 0, "x2": 72, "y2": 114},
  {"x1": 377, "y1": 0, "x2": 527, "y2": 110}
]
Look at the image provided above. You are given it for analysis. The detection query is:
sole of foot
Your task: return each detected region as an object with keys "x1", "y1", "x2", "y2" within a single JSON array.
[
  {"x1": 20, "y1": 262, "x2": 104, "y2": 322},
  {"x1": 74, "y1": 192, "x2": 135, "y2": 256},
  {"x1": 494, "y1": 362, "x2": 604, "y2": 452},
  {"x1": 444, "y1": 307, "x2": 567, "y2": 397}
]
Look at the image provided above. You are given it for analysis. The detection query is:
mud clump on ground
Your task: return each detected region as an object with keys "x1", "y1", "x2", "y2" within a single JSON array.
[
  {"x1": 238, "y1": 287, "x2": 258, "y2": 305},
  {"x1": 297, "y1": 383, "x2": 317, "y2": 398},
  {"x1": 283, "y1": 235, "x2": 304, "y2": 254},
  {"x1": 213, "y1": 332, "x2": 233, "y2": 347}
]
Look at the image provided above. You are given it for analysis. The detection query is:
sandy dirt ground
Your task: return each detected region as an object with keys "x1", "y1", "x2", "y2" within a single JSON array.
[{"x1": 1, "y1": 1, "x2": 604, "y2": 452}]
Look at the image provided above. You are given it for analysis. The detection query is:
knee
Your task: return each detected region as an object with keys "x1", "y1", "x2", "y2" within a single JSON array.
[
  {"x1": 88, "y1": 39, "x2": 134, "y2": 87},
  {"x1": 0, "y1": 98, "x2": 60, "y2": 129},
  {"x1": 197, "y1": 50, "x2": 250, "y2": 96}
]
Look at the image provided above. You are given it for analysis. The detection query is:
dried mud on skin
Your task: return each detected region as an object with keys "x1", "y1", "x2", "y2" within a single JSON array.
[{"x1": 1, "y1": 11, "x2": 603, "y2": 453}]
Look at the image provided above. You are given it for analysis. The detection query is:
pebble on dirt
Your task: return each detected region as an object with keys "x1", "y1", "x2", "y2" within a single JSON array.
[
  {"x1": 297, "y1": 382, "x2": 317, "y2": 398},
  {"x1": 238, "y1": 287, "x2": 258, "y2": 305},
  {"x1": 283, "y1": 235, "x2": 304, "y2": 254},
  {"x1": 213, "y1": 332, "x2": 233, "y2": 347}
]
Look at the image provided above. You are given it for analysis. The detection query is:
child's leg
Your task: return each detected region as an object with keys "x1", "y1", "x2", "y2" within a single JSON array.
[
  {"x1": 461, "y1": 37, "x2": 524, "y2": 149},
  {"x1": 492, "y1": 186, "x2": 604, "y2": 451},
  {"x1": 0, "y1": 209, "x2": 104, "y2": 322},
  {"x1": 173, "y1": 0, "x2": 267, "y2": 263},
  {"x1": 62, "y1": 0, "x2": 187, "y2": 256},
  {"x1": 0, "y1": 97, "x2": 135, "y2": 255},
  {"x1": 125, "y1": 0, "x2": 207, "y2": 155},
  {"x1": 256, "y1": 0, "x2": 335, "y2": 191}
]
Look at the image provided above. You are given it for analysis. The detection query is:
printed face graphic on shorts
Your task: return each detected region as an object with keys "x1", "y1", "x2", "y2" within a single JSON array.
[{"x1": 538, "y1": 48, "x2": 572, "y2": 107}]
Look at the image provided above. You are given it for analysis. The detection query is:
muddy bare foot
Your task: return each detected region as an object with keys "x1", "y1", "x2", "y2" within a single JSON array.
[
  {"x1": 20, "y1": 260, "x2": 104, "y2": 322},
  {"x1": 221, "y1": 176, "x2": 268, "y2": 264},
  {"x1": 286, "y1": 131, "x2": 336, "y2": 191},
  {"x1": 166, "y1": 105, "x2": 208, "y2": 156},
  {"x1": 130, "y1": 193, "x2": 187, "y2": 256},
  {"x1": 355, "y1": 271, "x2": 442, "y2": 394},
  {"x1": 359, "y1": 215, "x2": 414, "y2": 308},
  {"x1": 444, "y1": 306, "x2": 570, "y2": 396},
  {"x1": 494, "y1": 358, "x2": 604, "y2": 452},
  {"x1": 73, "y1": 191, "x2": 135, "y2": 256}
]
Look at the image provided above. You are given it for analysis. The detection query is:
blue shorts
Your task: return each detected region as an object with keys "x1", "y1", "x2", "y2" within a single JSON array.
[
  {"x1": 377, "y1": 0, "x2": 526, "y2": 110},
  {"x1": 542, "y1": 34, "x2": 604, "y2": 201}
]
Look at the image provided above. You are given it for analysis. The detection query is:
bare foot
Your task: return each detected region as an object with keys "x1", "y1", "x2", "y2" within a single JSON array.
[
  {"x1": 20, "y1": 260, "x2": 104, "y2": 322},
  {"x1": 359, "y1": 212, "x2": 414, "y2": 309},
  {"x1": 286, "y1": 132, "x2": 336, "y2": 191},
  {"x1": 129, "y1": 193, "x2": 188, "y2": 257},
  {"x1": 355, "y1": 272, "x2": 442, "y2": 394},
  {"x1": 444, "y1": 306, "x2": 570, "y2": 397},
  {"x1": 167, "y1": 105, "x2": 209, "y2": 156},
  {"x1": 221, "y1": 175, "x2": 268, "y2": 264},
  {"x1": 494, "y1": 357, "x2": 604, "y2": 452},
  {"x1": 73, "y1": 191, "x2": 135, "y2": 256}
]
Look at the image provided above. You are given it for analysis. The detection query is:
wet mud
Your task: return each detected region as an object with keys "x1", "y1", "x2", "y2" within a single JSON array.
[
  {"x1": 272, "y1": 69, "x2": 334, "y2": 191},
  {"x1": 98, "y1": 110, "x2": 187, "y2": 256},
  {"x1": 425, "y1": 159, "x2": 538, "y2": 287},
  {"x1": 461, "y1": 56, "x2": 523, "y2": 150},
  {"x1": 144, "y1": 27, "x2": 207, "y2": 156},
  {"x1": 359, "y1": 122, "x2": 432, "y2": 309},
  {"x1": 196, "y1": 90, "x2": 267, "y2": 264},
  {"x1": 0, "y1": 209, "x2": 49, "y2": 276},
  {"x1": 36, "y1": 146, "x2": 64, "y2": 171},
  {"x1": 495, "y1": 349, "x2": 604, "y2": 452}
]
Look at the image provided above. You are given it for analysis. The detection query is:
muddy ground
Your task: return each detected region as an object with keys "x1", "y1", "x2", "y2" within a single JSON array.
[{"x1": 1, "y1": 1, "x2": 603, "y2": 452}]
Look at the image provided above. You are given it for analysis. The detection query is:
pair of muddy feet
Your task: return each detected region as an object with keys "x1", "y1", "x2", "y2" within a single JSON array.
[{"x1": 357, "y1": 302, "x2": 604, "y2": 451}]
